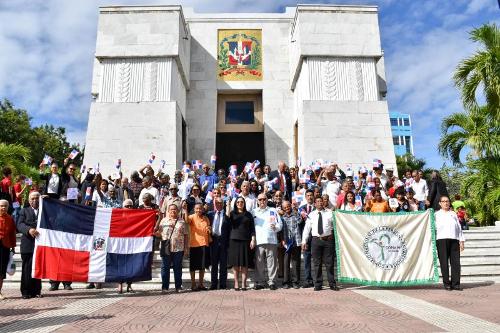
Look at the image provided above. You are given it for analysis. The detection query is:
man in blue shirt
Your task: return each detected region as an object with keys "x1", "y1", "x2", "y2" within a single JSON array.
[
  {"x1": 253, "y1": 193, "x2": 283, "y2": 290},
  {"x1": 199, "y1": 164, "x2": 218, "y2": 195}
]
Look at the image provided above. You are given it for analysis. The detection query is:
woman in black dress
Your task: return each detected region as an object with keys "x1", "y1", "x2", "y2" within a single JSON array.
[{"x1": 226, "y1": 197, "x2": 256, "y2": 290}]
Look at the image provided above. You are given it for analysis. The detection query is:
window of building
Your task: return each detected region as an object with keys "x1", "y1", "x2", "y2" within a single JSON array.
[
  {"x1": 390, "y1": 118, "x2": 398, "y2": 127},
  {"x1": 405, "y1": 136, "x2": 411, "y2": 153},
  {"x1": 225, "y1": 101, "x2": 255, "y2": 124},
  {"x1": 393, "y1": 136, "x2": 400, "y2": 145},
  {"x1": 403, "y1": 118, "x2": 410, "y2": 126}
]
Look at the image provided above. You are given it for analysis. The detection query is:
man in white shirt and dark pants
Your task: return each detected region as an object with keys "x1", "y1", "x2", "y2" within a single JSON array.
[
  {"x1": 302, "y1": 197, "x2": 339, "y2": 291},
  {"x1": 435, "y1": 195, "x2": 465, "y2": 291},
  {"x1": 411, "y1": 170, "x2": 428, "y2": 210},
  {"x1": 253, "y1": 193, "x2": 283, "y2": 290}
]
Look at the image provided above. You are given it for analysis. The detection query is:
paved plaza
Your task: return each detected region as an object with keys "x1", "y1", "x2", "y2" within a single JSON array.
[{"x1": 0, "y1": 281, "x2": 499, "y2": 333}]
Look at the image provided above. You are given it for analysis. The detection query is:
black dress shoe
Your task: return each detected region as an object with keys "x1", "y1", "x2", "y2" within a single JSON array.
[
  {"x1": 269, "y1": 284, "x2": 277, "y2": 290},
  {"x1": 49, "y1": 285, "x2": 58, "y2": 291},
  {"x1": 254, "y1": 285, "x2": 265, "y2": 290},
  {"x1": 22, "y1": 295, "x2": 31, "y2": 299},
  {"x1": 34, "y1": 294, "x2": 43, "y2": 298},
  {"x1": 282, "y1": 284, "x2": 290, "y2": 289},
  {"x1": 314, "y1": 286, "x2": 322, "y2": 291},
  {"x1": 63, "y1": 285, "x2": 73, "y2": 291},
  {"x1": 444, "y1": 285, "x2": 452, "y2": 291},
  {"x1": 302, "y1": 282, "x2": 314, "y2": 288},
  {"x1": 293, "y1": 284, "x2": 300, "y2": 289},
  {"x1": 329, "y1": 285, "x2": 340, "y2": 291},
  {"x1": 209, "y1": 286, "x2": 218, "y2": 290},
  {"x1": 451, "y1": 286, "x2": 463, "y2": 291}
]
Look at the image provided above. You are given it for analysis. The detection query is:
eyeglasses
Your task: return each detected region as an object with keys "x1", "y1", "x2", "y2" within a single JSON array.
[{"x1": 69, "y1": 168, "x2": 75, "y2": 171}]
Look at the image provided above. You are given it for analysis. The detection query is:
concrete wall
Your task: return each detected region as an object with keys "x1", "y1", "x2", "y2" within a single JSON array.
[
  {"x1": 83, "y1": 102, "x2": 182, "y2": 177},
  {"x1": 290, "y1": 5, "x2": 382, "y2": 88},
  {"x1": 185, "y1": 11, "x2": 295, "y2": 167},
  {"x1": 298, "y1": 100, "x2": 397, "y2": 172},
  {"x1": 96, "y1": 6, "x2": 190, "y2": 85}
]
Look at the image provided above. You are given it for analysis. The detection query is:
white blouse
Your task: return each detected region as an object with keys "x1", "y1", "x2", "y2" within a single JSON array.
[{"x1": 435, "y1": 209, "x2": 465, "y2": 241}]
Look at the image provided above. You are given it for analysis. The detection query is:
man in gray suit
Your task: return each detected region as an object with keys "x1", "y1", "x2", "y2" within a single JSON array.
[{"x1": 16, "y1": 192, "x2": 42, "y2": 298}]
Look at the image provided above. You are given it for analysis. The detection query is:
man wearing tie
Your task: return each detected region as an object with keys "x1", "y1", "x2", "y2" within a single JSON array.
[
  {"x1": 207, "y1": 198, "x2": 230, "y2": 290},
  {"x1": 16, "y1": 192, "x2": 42, "y2": 298},
  {"x1": 298, "y1": 190, "x2": 315, "y2": 288},
  {"x1": 301, "y1": 196, "x2": 339, "y2": 291},
  {"x1": 269, "y1": 161, "x2": 292, "y2": 200}
]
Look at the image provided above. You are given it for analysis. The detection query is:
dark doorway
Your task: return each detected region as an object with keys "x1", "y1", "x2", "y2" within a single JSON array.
[{"x1": 216, "y1": 132, "x2": 265, "y2": 171}]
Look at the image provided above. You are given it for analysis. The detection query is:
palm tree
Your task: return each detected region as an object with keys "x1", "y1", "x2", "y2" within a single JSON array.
[
  {"x1": 0, "y1": 143, "x2": 39, "y2": 179},
  {"x1": 438, "y1": 106, "x2": 500, "y2": 165},
  {"x1": 462, "y1": 157, "x2": 500, "y2": 225},
  {"x1": 453, "y1": 23, "x2": 500, "y2": 122}
]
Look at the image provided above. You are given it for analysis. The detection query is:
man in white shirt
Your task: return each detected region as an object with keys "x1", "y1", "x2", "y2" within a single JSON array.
[
  {"x1": 253, "y1": 193, "x2": 283, "y2": 290},
  {"x1": 435, "y1": 196, "x2": 465, "y2": 291},
  {"x1": 230, "y1": 181, "x2": 256, "y2": 212},
  {"x1": 138, "y1": 176, "x2": 160, "y2": 205},
  {"x1": 317, "y1": 166, "x2": 341, "y2": 208},
  {"x1": 302, "y1": 196, "x2": 339, "y2": 291},
  {"x1": 410, "y1": 170, "x2": 428, "y2": 210}
]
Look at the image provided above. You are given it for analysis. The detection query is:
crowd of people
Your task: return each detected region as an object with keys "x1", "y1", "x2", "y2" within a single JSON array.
[{"x1": 0, "y1": 156, "x2": 469, "y2": 299}]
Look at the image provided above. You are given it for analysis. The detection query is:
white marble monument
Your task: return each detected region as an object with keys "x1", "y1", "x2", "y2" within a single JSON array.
[{"x1": 83, "y1": 4, "x2": 397, "y2": 176}]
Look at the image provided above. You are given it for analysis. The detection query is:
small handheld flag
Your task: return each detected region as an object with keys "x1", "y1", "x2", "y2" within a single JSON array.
[
  {"x1": 85, "y1": 187, "x2": 92, "y2": 200},
  {"x1": 148, "y1": 153, "x2": 155, "y2": 165},
  {"x1": 25, "y1": 178, "x2": 33, "y2": 186},
  {"x1": 95, "y1": 163, "x2": 100, "y2": 174},
  {"x1": 68, "y1": 149, "x2": 79, "y2": 159},
  {"x1": 160, "y1": 160, "x2": 166, "y2": 170},
  {"x1": 205, "y1": 191, "x2": 213, "y2": 203},
  {"x1": 210, "y1": 155, "x2": 217, "y2": 165},
  {"x1": 81, "y1": 165, "x2": 86, "y2": 174},
  {"x1": 182, "y1": 165, "x2": 190, "y2": 174},
  {"x1": 229, "y1": 165, "x2": 237, "y2": 178},
  {"x1": 116, "y1": 159, "x2": 122, "y2": 171},
  {"x1": 42, "y1": 154, "x2": 53, "y2": 166},
  {"x1": 192, "y1": 160, "x2": 203, "y2": 170}
]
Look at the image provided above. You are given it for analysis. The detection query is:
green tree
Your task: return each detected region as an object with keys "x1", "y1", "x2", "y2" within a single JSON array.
[
  {"x1": 453, "y1": 23, "x2": 500, "y2": 122},
  {"x1": 0, "y1": 99, "x2": 33, "y2": 145},
  {"x1": 395, "y1": 154, "x2": 432, "y2": 179},
  {"x1": 0, "y1": 99, "x2": 83, "y2": 168},
  {"x1": 0, "y1": 143, "x2": 39, "y2": 180},
  {"x1": 461, "y1": 157, "x2": 500, "y2": 225},
  {"x1": 438, "y1": 107, "x2": 499, "y2": 165}
]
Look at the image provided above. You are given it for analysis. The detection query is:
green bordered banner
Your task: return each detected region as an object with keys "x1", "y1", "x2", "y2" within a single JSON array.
[{"x1": 333, "y1": 209, "x2": 439, "y2": 287}]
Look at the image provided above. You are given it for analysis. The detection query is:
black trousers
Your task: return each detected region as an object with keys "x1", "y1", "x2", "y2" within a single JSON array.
[
  {"x1": 210, "y1": 235, "x2": 228, "y2": 289},
  {"x1": 436, "y1": 239, "x2": 461, "y2": 288},
  {"x1": 283, "y1": 246, "x2": 301, "y2": 285},
  {"x1": 21, "y1": 253, "x2": 42, "y2": 297},
  {"x1": 311, "y1": 237, "x2": 336, "y2": 288}
]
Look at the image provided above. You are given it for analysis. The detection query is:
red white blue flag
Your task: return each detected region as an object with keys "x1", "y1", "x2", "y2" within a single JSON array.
[
  {"x1": 68, "y1": 149, "x2": 79, "y2": 159},
  {"x1": 33, "y1": 198, "x2": 156, "y2": 283}
]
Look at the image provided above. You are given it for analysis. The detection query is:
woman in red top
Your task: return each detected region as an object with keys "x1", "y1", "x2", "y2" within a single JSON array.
[{"x1": 0, "y1": 199, "x2": 16, "y2": 299}]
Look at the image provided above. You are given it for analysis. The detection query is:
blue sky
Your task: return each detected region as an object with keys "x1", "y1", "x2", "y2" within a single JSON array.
[{"x1": 0, "y1": 0, "x2": 497, "y2": 168}]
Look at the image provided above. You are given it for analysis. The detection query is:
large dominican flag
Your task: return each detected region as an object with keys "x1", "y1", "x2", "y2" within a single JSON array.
[{"x1": 33, "y1": 198, "x2": 156, "y2": 283}]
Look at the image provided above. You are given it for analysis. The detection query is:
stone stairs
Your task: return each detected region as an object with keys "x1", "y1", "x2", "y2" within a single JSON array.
[{"x1": 6, "y1": 225, "x2": 500, "y2": 287}]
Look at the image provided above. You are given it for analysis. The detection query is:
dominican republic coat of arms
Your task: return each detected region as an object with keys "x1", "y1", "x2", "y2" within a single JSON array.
[{"x1": 218, "y1": 29, "x2": 262, "y2": 81}]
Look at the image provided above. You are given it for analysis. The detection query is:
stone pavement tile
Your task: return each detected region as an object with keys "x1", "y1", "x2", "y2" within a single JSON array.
[
  {"x1": 212, "y1": 320, "x2": 246, "y2": 333},
  {"x1": 394, "y1": 282, "x2": 500, "y2": 325}
]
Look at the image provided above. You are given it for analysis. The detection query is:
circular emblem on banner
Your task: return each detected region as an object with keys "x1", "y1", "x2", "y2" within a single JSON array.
[
  {"x1": 93, "y1": 237, "x2": 106, "y2": 251},
  {"x1": 363, "y1": 226, "x2": 407, "y2": 270}
]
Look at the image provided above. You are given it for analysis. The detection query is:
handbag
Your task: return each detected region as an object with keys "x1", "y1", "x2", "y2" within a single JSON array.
[
  {"x1": 7, "y1": 251, "x2": 15, "y2": 276},
  {"x1": 160, "y1": 219, "x2": 178, "y2": 257}
]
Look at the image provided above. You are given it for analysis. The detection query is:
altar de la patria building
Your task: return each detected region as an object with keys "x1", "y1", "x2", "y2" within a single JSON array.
[{"x1": 83, "y1": 4, "x2": 397, "y2": 176}]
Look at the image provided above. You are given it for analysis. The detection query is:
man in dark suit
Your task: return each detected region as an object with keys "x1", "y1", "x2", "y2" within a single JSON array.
[
  {"x1": 207, "y1": 197, "x2": 230, "y2": 290},
  {"x1": 16, "y1": 191, "x2": 42, "y2": 298},
  {"x1": 268, "y1": 161, "x2": 293, "y2": 200}
]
